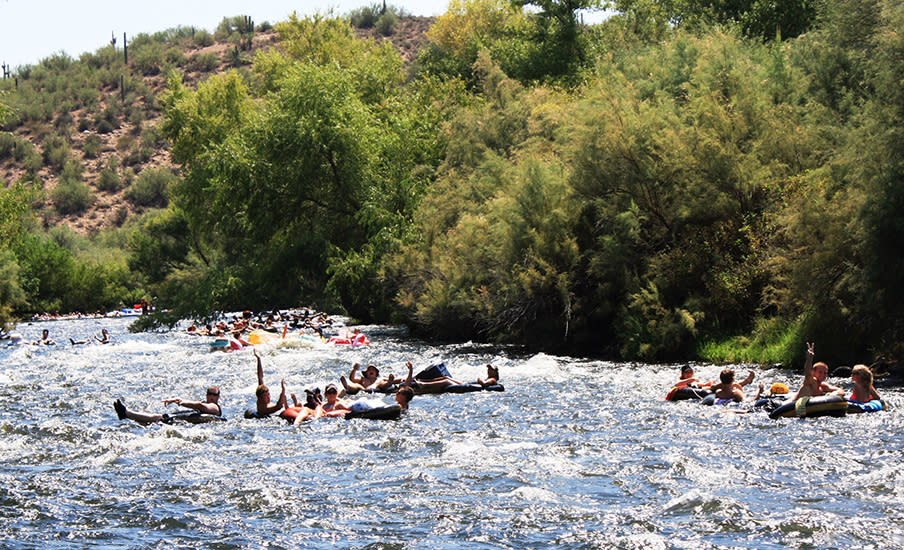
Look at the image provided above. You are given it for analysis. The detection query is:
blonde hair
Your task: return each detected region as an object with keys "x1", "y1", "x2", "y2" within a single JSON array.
[{"x1": 852, "y1": 364, "x2": 873, "y2": 386}]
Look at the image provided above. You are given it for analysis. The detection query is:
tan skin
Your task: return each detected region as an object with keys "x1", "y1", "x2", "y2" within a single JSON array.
[
  {"x1": 320, "y1": 386, "x2": 350, "y2": 413},
  {"x1": 117, "y1": 386, "x2": 221, "y2": 424},
  {"x1": 791, "y1": 342, "x2": 843, "y2": 400},
  {"x1": 395, "y1": 387, "x2": 414, "y2": 410},
  {"x1": 709, "y1": 370, "x2": 746, "y2": 403},
  {"x1": 254, "y1": 348, "x2": 287, "y2": 416},
  {"x1": 340, "y1": 363, "x2": 396, "y2": 394},
  {"x1": 849, "y1": 365, "x2": 881, "y2": 403},
  {"x1": 677, "y1": 367, "x2": 754, "y2": 391},
  {"x1": 286, "y1": 387, "x2": 350, "y2": 424}
]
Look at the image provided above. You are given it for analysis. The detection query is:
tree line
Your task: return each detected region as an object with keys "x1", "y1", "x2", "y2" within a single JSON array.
[{"x1": 2, "y1": 0, "x2": 903, "y2": 366}]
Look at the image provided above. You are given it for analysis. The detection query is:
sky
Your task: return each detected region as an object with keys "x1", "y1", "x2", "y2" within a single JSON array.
[{"x1": 0, "y1": 0, "x2": 455, "y2": 71}]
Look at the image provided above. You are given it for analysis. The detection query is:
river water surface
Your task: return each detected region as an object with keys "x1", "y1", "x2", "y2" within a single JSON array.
[{"x1": 1, "y1": 317, "x2": 902, "y2": 549}]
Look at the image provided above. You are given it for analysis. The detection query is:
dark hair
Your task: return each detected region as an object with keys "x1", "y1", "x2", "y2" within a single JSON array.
[
  {"x1": 397, "y1": 386, "x2": 414, "y2": 402},
  {"x1": 719, "y1": 369, "x2": 735, "y2": 384},
  {"x1": 304, "y1": 388, "x2": 322, "y2": 409}
]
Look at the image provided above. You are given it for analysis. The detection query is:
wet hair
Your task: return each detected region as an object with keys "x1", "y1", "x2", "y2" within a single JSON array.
[
  {"x1": 813, "y1": 361, "x2": 829, "y2": 373},
  {"x1": 256, "y1": 385, "x2": 269, "y2": 399},
  {"x1": 852, "y1": 364, "x2": 873, "y2": 386},
  {"x1": 680, "y1": 365, "x2": 694, "y2": 373},
  {"x1": 719, "y1": 369, "x2": 735, "y2": 384},
  {"x1": 487, "y1": 365, "x2": 499, "y2": 379},
  {"x1": 364, "y1": 365, "x2": 379, "y2": 377},
  {"x1": 304, "y1": 388, "x2": 322, "y2": 409},
  {"x1": 397, "y1": 386, "x2": 414, "y2": 403}
]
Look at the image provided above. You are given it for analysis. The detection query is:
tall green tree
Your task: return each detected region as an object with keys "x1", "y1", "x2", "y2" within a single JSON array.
[
  {"x1": 0, "y1": 183, "x2": 32, "y2": 327},
  {"x1": 150, "y1": 14, "x2": 458, "y2": 321}
]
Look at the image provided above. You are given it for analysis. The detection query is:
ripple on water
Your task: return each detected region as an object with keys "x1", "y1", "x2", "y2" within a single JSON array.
[{"x1": 2, "y1": 318, "x2": 904, "y2": 548}]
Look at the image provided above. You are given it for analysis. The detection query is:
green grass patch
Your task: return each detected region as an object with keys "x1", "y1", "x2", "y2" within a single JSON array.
[{"x1": 698, "y1": 316, "x2": 804, "y2": 366}]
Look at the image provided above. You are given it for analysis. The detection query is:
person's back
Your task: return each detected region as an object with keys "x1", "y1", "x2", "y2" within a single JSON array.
[{"x1": 711, "y1": 369, "x2": 744, "y2": 403}]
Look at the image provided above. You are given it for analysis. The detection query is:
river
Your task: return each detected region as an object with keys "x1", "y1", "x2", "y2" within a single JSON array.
[{"x1": 1, "y1": 316, "x2": 901, "y2": 549}]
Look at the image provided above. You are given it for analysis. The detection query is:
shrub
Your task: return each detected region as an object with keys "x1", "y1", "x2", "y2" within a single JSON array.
[
  {"x1": 122, "y1": 146, "x2": 153, "y2": 167},
  {"x1": 0, "y1": 133, "x2": 17, "y2": 160},
  {"x1": 54, "y1": 112, "x2": 73, "y2": 132},
  {"x1": 21, "y1": 147, "x2": 43, "y2": 175},
  {"x1": 132, "y1": 44, "x2": 164, "y2": 75},
  {"x1": 52, "y1": 180, "x2": 94, "y2": 215},
  {"x1": 165, "y1": 47, "x2": 186, "y2": 66},
  {"x1": 125, "y1": 167, "x2": 176, "y2": 207},
  {"x1": 82, "y1": 134, "x2": 102, "y2": 159},
  {"x1": 97, "y1": 167, "x2": 122, "y2": 192},
  {"x1": 112, "y1": 206, "x2": 129, "y2": 227},
  {"x1": 60, "y1": 159, "x2": 83, "y2": 185},
  {"x1": 188, "y1": 51, "x2": 220, "y2": 72},
  {"x1": 116, "y1": 134, "x2": 135, "y2": 152},
  {"x1": 193, "y1": 29, "x2": 214, "y2": 47},
  {"x1": 376, "y1": 12, "x2": 398, "y2": 36},
  {"x1": 42, "y1": 134, "x2": 70, "y2": 173},
  {"x1": 349, "y1": 4, "x2": 382, "y2": 29},
  {"x1": 140, "y1": 126, "x2": 164, "y2": 149},
  {"x1": 93, "y1": 106, "x2": 120, "y2": 134}
]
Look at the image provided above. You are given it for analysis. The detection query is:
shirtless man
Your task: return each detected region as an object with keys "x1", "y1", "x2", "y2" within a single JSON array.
[
  {"x1": 252, "y1": 348, "x2": 287, "y2": 417},
  {"x1": 791, "y1": 342, "x2": 843, "y2": 400},
  {"x1": 709, "y1": 369, "x2": 746, "y2": 404},
  {"x1": 32, "y1": 329, "x2": 55, "y2": 345},
  {"x1": 113, "y1": 386, "x2": 222, "y2": 424}
]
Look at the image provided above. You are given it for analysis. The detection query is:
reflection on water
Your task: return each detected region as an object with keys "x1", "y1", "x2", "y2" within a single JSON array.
[{"x1": 1, "y1": 318, "x2": 903, "y2": 549}]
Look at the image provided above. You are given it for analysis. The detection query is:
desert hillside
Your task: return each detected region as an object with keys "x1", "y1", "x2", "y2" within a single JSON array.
[{"x1": 0, "y1": 14, "x2": 434, "y2": 234}]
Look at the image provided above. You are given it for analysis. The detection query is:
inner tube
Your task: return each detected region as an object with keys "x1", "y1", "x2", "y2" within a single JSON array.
[
  {"x1": 345, "y1": 384, "x2": 400, "y2": 395},
  {"x1": 163, "y1": 411, "x2": 226, "y2": 424},
  {"x1": 768, "y1": 394, "x2": 849, "y2": 419},
  {"x1": 665, "y1": 386, "x2": 712, "y2": 401},
  {"x1": 244, "y1": 408, "x2": 270, "y2": 419},
  {"x1": 847, "y1": 399, "x2": 885, "y2": 414},
  {"x1": 345, "y1": 404, "x2": 402, "y2": 420},
  {"x1": 415, "y1": 363, "x2": 451, "y2": 381},
  {"x1": 210, "y1": 339, "x2": 230, "y2": 351},
  {"x1": 752, "y1": 397, "x2": 784, "y2": 413},
  {"x1": 441, "y1": 383, "x2": 505, "y2": 394}
]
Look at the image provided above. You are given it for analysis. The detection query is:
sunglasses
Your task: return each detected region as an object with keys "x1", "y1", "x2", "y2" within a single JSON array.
[{"x1": 207, "y1": 390, "x2": 219, "y2": 396}]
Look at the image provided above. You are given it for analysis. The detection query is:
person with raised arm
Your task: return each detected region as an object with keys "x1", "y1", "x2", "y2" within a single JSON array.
[
  {"x1": 791, "y1": 342, "x2": 843, "y2": 400},
  {"x1": 246, "y1": 348, "x2": 287, "y2": 418}
]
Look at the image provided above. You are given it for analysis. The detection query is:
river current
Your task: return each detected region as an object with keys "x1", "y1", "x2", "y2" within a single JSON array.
[{"x1": 1, "y1": 316, "x2": 902, "y2": 549}]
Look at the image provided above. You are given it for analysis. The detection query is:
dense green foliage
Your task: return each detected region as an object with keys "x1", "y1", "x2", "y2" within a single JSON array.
[{"x1": 2, "y1": 1, "x2": 904, "y2": 367}]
